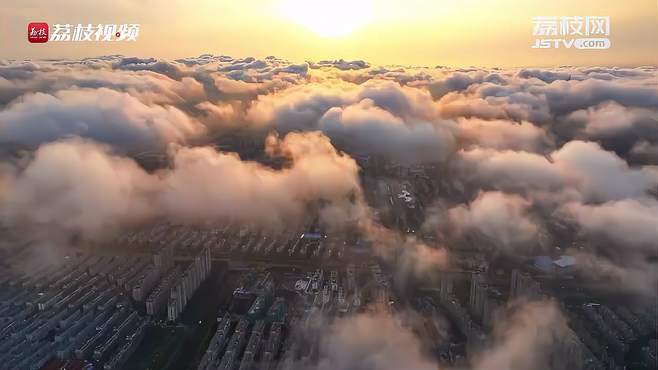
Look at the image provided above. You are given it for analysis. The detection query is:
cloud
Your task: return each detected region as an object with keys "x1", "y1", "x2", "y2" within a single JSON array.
[
  {"x1": 316, "y1": 311, "x2": 437, "y2": 370},
  {"x1": 560, "y1": 198, "x2": 658, "y2": 252},
  {"x1": 457, "y1": 117, "x2": 553, "y2": 152},
  {"x1": 112, "y1": 57, "x2": 187, "y2": 80},
  {"x1": 246, "y1": 82, "x2": 353, "y2": 131},
  {"x1": 0, "y1": 60, "x2": 209, "y2": 107},
  {"x1": 244, "y1": 79, "x2": 457, "y2": 162},
  {"x1": 0, "y1": 138, "x2": 158, "y2": 240},
  {"x1": 516, "y1": 68, "x2": 573, "y2": 83},
  {"x1": 473, "y1": 300, "x2": 573, "y2": 370},
  {"x1": 433, "y1": 67, "x2": 657, "y2": 159},
  {"x1": 313, "y1": 59, "x2": 370, "y2": 71},
  {"x1": 159, "y1": 131, "x2": 363, "y2": 228},
  {"x1": 550, "y1": 141, "x2": 658, "y2": 202},
  {"x1": 0, "y1": 130, "x2": 369, "y2": 239},
  {"x1": 290, "y1": 309, "x2": 438, "y2": 370},
  {"x1": 295, "y1": 299, "x2": 579, "y2": 370},
  {"x1": 194, "y1": 101, "x2": 241, "y2": 130},
  {"x1": 319, "y1": 99, "x2": 456, "y2": 163},
  {"x1": 396, "y1": 239, "x2": 450, "y2": 281},
  {"x1": 539, "y1": 78, "x2": 658, "y2": 114},
  {"x1": 561, "y1": 102, "x2": 658, "y2": 157},
  {"x1": 629, "y1": 140, "x2": 658, "y2": 165},
  {"x1": 457, "y1": 141, "x2": 658, "y2": 202},
  {"x1": 0, "y1": 88, "x2": 206, "y2": 150},
  {"x1": 427, "y1": 71, "x2": 499, "y2": 99},
  {"x1": 447, "y1": 191, "x2": 540, "y2": 250},
  {"x1": 0, "y1": 55, "x2": 656, "y2": 301},
  {"x1": 569, "y1": 251, "x2": 657, "y2": 297},
  {"x1": 1, "y1": 58, "x2": 655, "y2": 167}
]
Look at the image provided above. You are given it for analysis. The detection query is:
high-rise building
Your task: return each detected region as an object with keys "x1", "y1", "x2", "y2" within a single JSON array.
[
  {"x1": 510, "y1": 269, "x2": 541, "y2": 300},
  {"x1": 469, "y1": 273, "x2": 487, "y2": 321},
  {"x1": 167, "y1": 246, "x2": 211, "y2": 322},
  {"x1": 551, "y1": 328, "x2": 585, "y2": 370},
  {"x1": 439, "y1": 272, "x2": 453, "y2": 302},
  {"x1": 153, "y1": 244, "x2": 174, "y2": 271},
  {"x1": 146, "y1": 267, "x2": 180, "y2": 316},
  {"x1": 482, "y1": 288, "x2": 504, "y2": 330}
]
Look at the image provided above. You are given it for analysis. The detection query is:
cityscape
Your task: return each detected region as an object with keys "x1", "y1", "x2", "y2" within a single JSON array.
[
  {"x1": 1, "y1": 0, "x2": 657, "y2": 369},
  {"x1": 0, "y1": 140, "x2": 656, "y2": 369}
]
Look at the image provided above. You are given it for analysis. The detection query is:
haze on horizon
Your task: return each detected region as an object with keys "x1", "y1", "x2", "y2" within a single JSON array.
[{"x1": 2, "y1": 0, "x2": 657, "y2": 67}]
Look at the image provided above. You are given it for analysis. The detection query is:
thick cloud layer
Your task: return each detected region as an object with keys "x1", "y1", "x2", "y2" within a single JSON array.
[
  {"x1": 0, "y1": 138, "x2": 157, "y2": 239},
  {"x1": 292, "y1": 299, "x2": 573, "y2": 370},
  {"x1": 160, "y1": 131, "x2": 363, "y2": 227},
  {"x1": 0, "y1": 88, "x2": 206, "y2": 150},
  {"x1": 447, "y1": 191, "x2": 540, "y2": 251},
  {"x1": 560, "y1": 199, "x2": 658, "y2": 252},
  {"x1": 318, "y1": 99, "x2": 456, "y2": 162},
  {"x1": 0, "y1": 132, "x2": 363, "y2": 238},
  {"x1": 0, "y1": 56, "x2": 656, "y2": 370},
  {"x1": 1, "y1": 57, "x2": 655, "y2": 163},
  {"x1": 313, "y1": 311, "x2": 437, "y2": 370},
  {"x1": 457, "y1": 141, "x2": 658, "y2": 202},
  {"x1": 473, "y1": 300, "x2": 572, "y2": 370},
  {"x1": 0, "y1": 55, "x2": 655, "y2": 296}
]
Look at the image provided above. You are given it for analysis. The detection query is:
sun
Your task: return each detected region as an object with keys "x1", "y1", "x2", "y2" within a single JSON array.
[{"x1": 280, "y1": 0, "x2": 374, "y2": 37}]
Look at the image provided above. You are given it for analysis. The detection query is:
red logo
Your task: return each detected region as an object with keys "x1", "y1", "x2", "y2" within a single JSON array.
[{"x1": 28, "y1": 23, "x2": 49, "y2": 43}]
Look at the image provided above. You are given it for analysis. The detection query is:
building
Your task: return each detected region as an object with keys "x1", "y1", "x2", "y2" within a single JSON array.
[
  {"x1": 153, "y1": 244, "x2": 174, "y2": 271},
  {"x1": 551, "y1": 328, "x2": 586, "y2": 370},
  {"x1": 482, "y1": 288, "x2": 504, "y2": 330},
  {"x1": 132, "y1": 265, "x2": 160, "y2": 302},
  {"x1": 469, "y1": 273, "x2": 487, "y2": 321},
  {"x1": 239, "y1": 320, "x2": 265, "y2": 370},
  {"x1": 146, "y1": 267, "x2": 180, "y2": 316},
  {"x1": 439, "y1": 273, "x2": 454, "y2": 302},
  {"x1": 510, "y1": 269, "x2": 541, "y2": 300},
  {"x1": 167, "y1": 247, "x2": 211, "y2": 322}
]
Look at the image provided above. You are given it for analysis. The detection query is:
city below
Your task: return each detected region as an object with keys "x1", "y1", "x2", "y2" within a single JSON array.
[{"x1": 0, "y1": 153, "x2": 656, "y2": 370}]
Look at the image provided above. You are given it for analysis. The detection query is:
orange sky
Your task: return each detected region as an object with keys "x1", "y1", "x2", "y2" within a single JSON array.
[{"x1": 2, "y1": 0, "x2": 657, "y2": 67}]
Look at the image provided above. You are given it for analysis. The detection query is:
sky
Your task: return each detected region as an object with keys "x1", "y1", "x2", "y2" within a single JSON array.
[{"x1": 2, "y1": 0, "x2": 657, "y2": 67}]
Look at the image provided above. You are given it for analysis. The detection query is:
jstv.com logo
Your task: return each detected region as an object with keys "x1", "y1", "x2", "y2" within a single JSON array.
[{"x1": 531, "y1": 16, "x2": 610, "y2": 49}]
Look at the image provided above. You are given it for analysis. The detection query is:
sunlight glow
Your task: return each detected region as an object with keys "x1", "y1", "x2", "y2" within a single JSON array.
[{"x1": 280, "y1": 0, "x2": 375, "y2": 37}]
